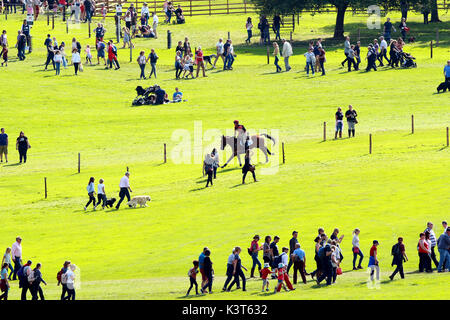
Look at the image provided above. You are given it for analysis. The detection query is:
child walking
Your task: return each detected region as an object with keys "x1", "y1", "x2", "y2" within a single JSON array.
[
  {"x1": 260, "y1": 263, "x2": 272, "y2": 292},
  {"x1": 84, "y1": 177, "x2": 96, "y2": 211},
  {"x1": 368, "y1": 240, "x2": 380, "y2": 282},
  {"x1": 186, "y1": 260, "x2": 199, "y2": 296},
  {"x1": 274, "y1": 263, "x2": 288, "y2": 293},
  {"x1": 122, "y1": 27, "x2": 133, "y2": 49},
  {"x1": 85, "y1": 45, "x2": 92, "y2": 65},
  {"x1": 54, "y1": 50, "x2": 63, "y2": 75},
  {"x1": 1, "y1": 46, "x2": 7, "y2": 67}
]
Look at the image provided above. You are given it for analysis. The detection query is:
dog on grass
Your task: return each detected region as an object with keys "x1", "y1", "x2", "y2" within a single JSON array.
[
  {"x1": 203, "y1": 54, "x2": 217, "y2": 68},
  {"x1": 105, "y1": 198, "x2": 116, "y2": 208},
  {"x1": 127, "y1": 196, "x2": 151, "y2": 208},
  {"x1": 437, "y1": 82, "x2": 449, "y2": 93}
]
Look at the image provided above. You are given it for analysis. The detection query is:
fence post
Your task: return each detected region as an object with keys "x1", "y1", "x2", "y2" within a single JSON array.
[
  {"x1": 167, "y1": 30, "x2": 171, "y2": 49},
  {"x1": 227, "y1": 0, "x2": 229, "y2": 14},
  {"x1": 411, "y1": 114, "x2": 414, "y2": 134},
  {"x1": 47, "y1": 12, "x2": 49, "y2": 26},
  {"x1": 115, "y1": 16, "x2": 120, "y2": 43},
  {"x1": 209, "y1": 0, "x2": 211, "y2": 15},
  {"x1": 447, "y1": 127, "x2": 449, "y2": 147},
  {"x1": 52, "y1": 13, "x2": 55, "y2": 29},
  {"x1": 164, "y1": 143, "x2": 167, "y2": 163},
  {"x1": 323, "y1": 122, "x2": 326, "y2": 141},
  {"x1": 244, "y1": 0, "x2": 246, "y2": 13},
  {"x1": 88, "y1": 21, "x2": 91, "y2": 38},
  {"x1": 430, "y1": 40, "x2": 433, "y2": 58},
  {"x1": 266, "y1": 46, "x2": 269, "y2": 64},
  {"x1": 4, "y1": 9, "x2": 7, "y2": 20},
  {"x1": 130, "y1": 39, "x2": 133, "y2": 62},
  {"x1": 29, "y1": 35, "x2": 32, "y2": 52},
  {"x1": 290, "y1": 31, "x2": 292, "y2": 42},
  {"x1": 78, "y1": 153, "x2": 80, "y2": 173},
  {"x1": 127, "y1": 166, "x2": 129, "y2": 172},
  {"x1": 436, "y1": 29, "x2": 439, "y2": 47},
  {"x1": 228, "y1": 31, "x2": 230, "y2": 40},
  {"x1": 66, "y1": 19, "x2": 69, "y2": 33},
  {"x1": 369, "y1": 134, "x2": 372, "y2": 154},
  {"x1": 44, "y1": 177, "x2": 47, "y2": 199},
  {"x1": 357, "y1": 27, "x2": 360, "y2": 41},
  {"x1": 282, "y1": 142, "x2": 285, "y2": 164}
]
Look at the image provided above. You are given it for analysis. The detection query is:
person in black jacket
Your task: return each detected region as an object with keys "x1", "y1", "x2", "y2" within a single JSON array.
[
  {"x1": 242, "y1": 149, "x2": 257, "y2": 184},
  {"x1": 287, "y1": 231, "x2": 298, "y2": 274},
  {"x1": 389, "y1": 237, "x2": 408, "y2": 280},
  {"x1": 30, "y1": 263, "x2": 47, "y2": 300},
  {"x1": 16, "y1": 131, "x2": 30, "y2": 163},
  {"x1": 16, "y1": 31, "x2": 26, "y2": 61},
  {"x1": 201, "y1": 249, "x2": 213, "y2": 294}
]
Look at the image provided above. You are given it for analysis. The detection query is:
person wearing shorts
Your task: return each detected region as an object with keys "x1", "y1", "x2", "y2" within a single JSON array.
[
  {"x1": 335, "y1": 107, "x2": 344, "y2": 139},
  {"x1": 0, "y1": 128, "x2": 8, "y2": 163}
]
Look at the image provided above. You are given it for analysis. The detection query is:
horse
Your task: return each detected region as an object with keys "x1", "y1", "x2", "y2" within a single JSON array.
[{"x1": 220, "y1": 134, "x2": 275, "y2": 168}]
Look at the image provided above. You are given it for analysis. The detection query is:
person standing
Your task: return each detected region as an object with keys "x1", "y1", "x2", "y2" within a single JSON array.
[
  {"x1": 96, "y1": 178, "x2": 107, "y2": 209},
  {"x1": 203, "y1": 151, "x2": 214, "y2": 188},
  {"x1": 63, "y1": 264, "x2": 76, "y2": 300},
  {"x1": 345, "y1": 105, "x2": 358, "y2": 137},
  {"x1": 444, "y1": 60, "x2": 450, "y2": 83},
  {"x1": 18, "y1": 260, "x2": 32, "y2": 300},
  {"x1": 383, "y1": 17, "x2": 395, "y2": 43},
  {"x1": 304, "y1": 47, "x2": 315, "y2": 76},
  {"x1": 71, "y1": 48, "x2": 81, "y2": 75},
  {"x1": 137, "y1": 50, "x2": 147, "y2": 79},
  {"x1": 347, "y1": 44, "x2": 357, "y2": 72},
  {"x1": 107, "y1": 41, "x2": 120, "y2": 70},
  {"x1": 272, "y1": 14, "x2": 282, "y2": 41},
  {"x1": 352, "y1": 228, "x2": 363, "y2": 270},
  {"x1": 437, "y1": 227, "x2": 450, "y2": 272},
  {"x1": 273, "y1": 42, "x2": 281, "y2": 73},
  {"x1": 16, "y1": 131, "x2": 30, "y2": 164},
  {"x1": 245, "y1": 17, "x2": 253, "y2": 44},
  {"x1": 116, "y1": 172, "x2": 132, "y2": 210},
  {"x1": 195, "y1": 46, "x2": 206, "y2": 78},
  {"x1": 418, "y1": 232, "x2": 432, "y2": 272},
  {"x1": 335, "y1": 107, "x2": 344, "y2": 139},
  {"x1": 281, "y1": 39, "x2": 292, "y2": 72},
  {"x1": 368, "y1": 240, "x2": 380, "y2": 282},
  {"x1": 30, "y1": 263, "x2": 47, "y2": 300},
  {"x1": 201, "y1": 249, "x2": 213, "y2": 294},
  {"x1": 212, "y1": 38, "x2": 224, "y2": 69},
  {"x1": 198, "y1": 247, "x2": 208, "y2": 289},
  {"x1": 389, "y1": 237, "x2": 408, "y2": 280},
  {"x1": 341, "y1": 36, "x2": 350, "y2": 67},
  {"x1": 44, "y1": 39, "x2": 55, "y2": 71},
  {"x1": 54, "y1": 50, "x2": 63, "y2": 75},
  {"x1": 21, "y1": 19, "x2": 31, "y2": 53},
  {"x1": 262, "y1": 235, "x2": 272, "y2": 266},
  {"x1": 399, "y1": 17, "x2": 407, "y2": 41},
  {"x1": 152, "y1": 12, "x2": 159, "y2": 39},
  {"x1": 270, "y1": 236, "x2": 280, "y2": 271},
  {"x1": 11, "y1": 237, "x2": 22, "y2": 281},
  {"x1": 84, "y1": 177, "x2": 96, "y2": 211},
  {"x1": 57, "y1": 261, "x2": 70, "y2": 300},
  {"x1": 287, "y1": 231, "x2": 298, "y2": 274},
  {"x1": 147, "y1": 48, "x2": 158, "y2": 79},
  {"x1": 292, "y1": 243, "x2": 307, "y2": 284},
  {"x1": 175, "y1": 50, "x2": 182, "y2": 79},
  {"x1": 211, "y1": 148, "x2": 219, "y2": 179},
  {"x1": 424, "y1": 222, "x2": 439, "y2": 269},
  {"x1": 318, "y1": 46, "x2": 326, "y2": 76},
  {"x1": 354, "y1": 41, "x2": 361, "y2": 70},
  {"x1": 1, "y1": 248, "x2": 13, "y2": 280},
  {"x1": 249, "y1": 235, "x2": 262, "y2": 278},
  {"x1": 366, "y1": 44, "x2": 377, "y2": 72},
  {"x1": 0, "y1": 263, "x2": 10, "y2": 300},
  {"x1": 0, "y1": 128, "x2": 8, "y2": 163}
]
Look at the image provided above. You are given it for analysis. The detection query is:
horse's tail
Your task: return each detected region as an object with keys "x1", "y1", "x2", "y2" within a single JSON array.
[{"x1": 260, "y1": 133, "x2": 276, "y2": 145}]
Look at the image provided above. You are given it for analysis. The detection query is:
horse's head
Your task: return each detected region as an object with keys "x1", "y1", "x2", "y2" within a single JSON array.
[{"x1": 220, "y1": 135, "x2": 226, "y2": 150}]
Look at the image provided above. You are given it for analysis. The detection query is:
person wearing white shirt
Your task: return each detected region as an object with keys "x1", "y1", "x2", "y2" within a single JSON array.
[
  {"x1": 204, "y1": 152, "x2": 215, "y2": 187},
  {"x1": 280, "y1": 247, "x2": 289, "y2": 267},
  {"x1": 213, "y1": 38, "x2": 224, "y2": 68},
  {"x1": 352, "y1": 228, "x2": 363, "y2": 270},
  {"x1": 141, "y1": 3, "x2": 150, "y2": 25},
  {"x1": 96, "y1": 178, "x2": 107, "y2": 209},
  {"x1": 281, "y1": 39, "x2": 293, "y2": 71},
  {"x1": 116, "y1": 172, "x2": 132, "y2": 209},
  {"x1": 379, "y1": 35, "x2": 390, "y2": 66},
  {"x1": 11, "y1": 236, "x2": 22, "y2": 280},
  {"x1": 71, "y1": 48, "x2": 81, "y2": 75},
  {"x1": 152, "y1": 12, "x2": 159, "y2": 39},
  {"x1": 62, "y1": 264, "x2": 76, "y2": 300}
]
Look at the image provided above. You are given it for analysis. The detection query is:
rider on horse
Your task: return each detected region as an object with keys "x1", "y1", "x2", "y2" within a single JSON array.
[{"x1": 234, "y1": 120, "x2": 249, "y2": 148}]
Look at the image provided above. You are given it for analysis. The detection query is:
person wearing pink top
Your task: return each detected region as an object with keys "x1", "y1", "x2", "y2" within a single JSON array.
[{"x1": 11, "y1": 236, "x2": 22, "y2": 281}]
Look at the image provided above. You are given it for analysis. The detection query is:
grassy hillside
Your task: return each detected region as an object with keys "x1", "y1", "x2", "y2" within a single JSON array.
[{"x1": 0, "y1": 10, "x2": 449, "y2": 299}]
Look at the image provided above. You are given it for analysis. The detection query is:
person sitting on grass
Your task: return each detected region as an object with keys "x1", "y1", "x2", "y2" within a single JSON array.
[
  {"x1": 173, "y1": 87, "x2": 183, "y2": 102},
  {"x1": 186, "y1": 260, "x2": 199, "y2": 296}
]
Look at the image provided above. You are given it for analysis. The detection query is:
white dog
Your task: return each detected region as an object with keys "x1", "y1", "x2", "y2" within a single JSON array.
[{"x1": 127, "y1": 195, "x2": 151, "y2": 208}]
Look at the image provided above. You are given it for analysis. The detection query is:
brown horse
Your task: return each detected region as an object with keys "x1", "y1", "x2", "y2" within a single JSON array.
[{"x1": 220, "y1": 134, "x2": 275, "y2": 167}]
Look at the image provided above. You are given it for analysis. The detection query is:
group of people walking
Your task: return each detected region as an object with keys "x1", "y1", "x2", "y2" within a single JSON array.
[
  {"x1": 1, "y1": 236, "x2": 78, "y2": 300},
  {"x1": 186, "y1": 221, "x2": 449, "y2": 296}
]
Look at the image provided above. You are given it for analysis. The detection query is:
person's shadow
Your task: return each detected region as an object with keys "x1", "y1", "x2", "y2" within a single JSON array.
[{"x1": 3, "y1": 162, "x2": 22, "y2": 167}]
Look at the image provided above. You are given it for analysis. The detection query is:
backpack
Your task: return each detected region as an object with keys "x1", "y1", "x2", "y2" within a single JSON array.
[
  {"x1": 17, "y1": 266, "x2": 26, "y2": 282},
  {"x1": 57, "y1": 269, "x2": 64, "y2": 283},
  {"x1": 27, "y1": 270, "x2": 35, "y2": 283},
  {"x1": 112, "y1": 45, "x2": 118, "y2": 55},
  {"x1": 273, "y1": 255, "x2": 282, "y2": 266},
  {"x1": 391, "y1": 243, "x2": 401, "y2": 256},
  {"x1": 76, "y1": 41, "x2": 81, "y2": 52}
]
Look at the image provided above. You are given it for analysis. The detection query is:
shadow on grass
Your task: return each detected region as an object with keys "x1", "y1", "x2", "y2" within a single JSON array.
[{"x1": 3, "y1": 162, "x2": 22, "y2": 167}]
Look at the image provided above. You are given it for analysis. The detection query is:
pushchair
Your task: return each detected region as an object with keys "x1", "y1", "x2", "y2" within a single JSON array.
[
  {"x1": 401, "y1": 52, "x2": 417, "y2": 68},
  {"x1": 132, "y1": 85, "x2": 159, "y2": 106}
]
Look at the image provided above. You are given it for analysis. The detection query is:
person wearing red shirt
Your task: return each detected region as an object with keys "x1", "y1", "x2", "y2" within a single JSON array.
[
  {"x1": 195, "y1": 46, "x2": 207, "y2": 78},
  {"x1": 368, "y1": 240, "x2": 379, "y2": 281},
  {"x1": 107, "y1": 40, "x2": 120, "y2": 70},
  {"x1": 260, "y1": 263, "x2": 272, "y2": 292},
  {"x1": 274, "y1": 264, "x2": 288, "y2": 293},
  {"x1": 250, "y1": 235, "x2": 263, "y2": 278},
  {"x1": 417, "y1": 232, "x2": 432, "y2": 272}
]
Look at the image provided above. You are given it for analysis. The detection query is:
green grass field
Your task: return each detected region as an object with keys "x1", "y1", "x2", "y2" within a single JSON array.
[{"x1": 0, "y1": 9, "x2": 449, "y2": 300}]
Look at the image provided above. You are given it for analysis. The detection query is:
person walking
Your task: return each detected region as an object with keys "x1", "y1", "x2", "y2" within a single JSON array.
[
  {"x1": 316, "y1": 239, "x2": 333, "y2": 286},
  {"x1": 147, "y1": 48, "x2": 158, "y2": 79},
  {"x1": 318, "y1": 46, "x2": 326, "y2": 76},
  {"x1": 84, "y1": 177, "x2": 96, "y2": 211},
  {"x1": 418, "y1": 232, "x2": 432, "y2": 272},
  {"x1": 273, "y1": 42, "x2": 281, "y2": 73},
  {"x1": 335, "y1": 107, "x2": 344, "y2": 139},
  {"x1": 63, "y1": 264, "x2": 77, "y2": 300},
  {"x1": 262, "y1": 235, "x2": 272, "y2": 266},
  {"x1": 1, "y1": 248, "x2": 13, "y2": 280},
  {"x1": 11, "y1": 236, "x2": 22, "y2": 280},
  {"x1": 0, "y1": 128, "x2": 8, "y2": 163},
  {"x1": 213, "y1": 38, "x2": 224, "y2": 68},
  {"x1": 281, "y1": 39, "x2": 292, "y2": 72},
  {"x1": 222, "y1": 248, "x2": 237, "y2": 291},
  {"x1": 345, "y1": 105, "x2": 358, "y2": 137},
  {"x1": 341, "y1": 36, "x2": 350, "y2": 66},
  {"x1": 379, "y1": 36, "x2": 390, "y2": 66},
  {"x1": 366, "y1": 44, "x2": 377, "y2": 72},
  {"x1": 186, "y1": 260, "x2": 199, "y2": 296},
  {"x1": 116, "y1": 172, "x2": 132, "y2": 210},
  {"x1": 0, "y1": 263, "x2": 10, "y2": 300},
  {"x1": 201, "y1": 249, "x2": 213, "y2": 294},
  {"x1": 137, "y1": 50, "x2": 147, "y2": 79},
  {"x1": 368, "y1": 240, "x2": 380, "y2": 282},
  {"x1": 304, "y1": 47, "x2": 315, "y2": 76},
  {"x1": 203, "y1": 151, "x2": 214, "y2": 188},
  {"x1": 389, "y1": 237, "x2": 408, "y2": 280},
  {"x1": 245, "y1": 17, "x2": 253, "y2": 44},
  {"x1": 71, "y1": 48, "x2": 81, "y2": 75},
  {"x1": 437, "y1": 227, "x2": 450, "y2": 272},
  {"x1": 310, "y1": 236, "x2": 322, "y2": 280},
  {"x1": 152, "y1": 12, "x2": 159, "y2": 38},
  {"x1": 352, "y1": 228, "x2": 363, "y2": 270},
  {"x1": 195, "y1": 46, "x2": 206, "y2": 78},
  {"x1": 287, "y1": 231, "x2": 298, "y2": 274},
  {"x1": 249, "y1": 235, "x2": 262, "y2": 278},
  {"x1": 347, "y1": 45, "x2": 357, "y2": 72},
  {"x1": 226, "y1": 247, "x2": 247, "y2": 292},
  {"x1": 399, "y1": 17, "x2": 407, "y2": 41},
  {"x1": 54, "y1": 50, "x2": 63, "y2": 75},
  {"x1": 18, "y1": 260, "x2": 32, "y2": 300},
  {"x1": 175, "y1": 50, "x2": 183, "y2": 79},
  {"x1": 425, "y1": 222, "x2": 439, "y2": 269},
  {"x1": 57, "y1": 261, "x2": 70, "y2": 300},
  {"x1": 383, "y1": 17, "x2": 395, "y2": 43},
  {"x1": 292, "y1": 243, "x2": 307, "y2": 284},
  {"x1": 107, "y1": 41, "x2": 120, "y2": 70},
  {"x1": 30, "y1": 263, "x2": 47, "y2": 300},
  {"x1": 96, "y1": 178, "x2": 107, "y2": 209},
  {"x1": 242, "y1": 149, "x2": 257, "y2": 184},
  {"x1": 354, "y1": 41, "x2": 361, "y2": 70}
]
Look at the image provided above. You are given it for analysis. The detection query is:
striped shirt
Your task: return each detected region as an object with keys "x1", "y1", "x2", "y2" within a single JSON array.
[{"x1": 425, "y1": 228, "x2": 437, "y2": 247}]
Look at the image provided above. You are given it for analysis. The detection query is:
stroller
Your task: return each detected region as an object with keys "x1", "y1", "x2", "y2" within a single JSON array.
[
  {"x1": 401, "y1": 52, "x2": 417, "y2": 68},
  {"x1": 132, "y1": 85, "x2": 159, "y2": 106}
]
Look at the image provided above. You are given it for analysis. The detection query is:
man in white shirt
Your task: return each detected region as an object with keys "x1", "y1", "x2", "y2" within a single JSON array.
[
  {"x1": 141, "y1": 3, "x2": 150, "y2": 25},
  {"x1": 378, "y1": 36, "x2": 390, "y2": 66},
  {"x1": 11, "y1": 236, "x2": 22, "y2": 280},
  {"x1": 152, "y1": 12, "x2": 159, "y2": 39},
  {"x1": 116, "y1": 172, "x2": 132, "y2": 209},
  {"x1": 213, "y1": 38, "x2": 224, "y2": 68},
  {"x1": 281, "y1": 39, "x2": 293, "y2": 71}
]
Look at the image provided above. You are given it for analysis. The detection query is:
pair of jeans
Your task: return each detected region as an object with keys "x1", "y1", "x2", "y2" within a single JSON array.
[
  {"x1": 13, "y1": 257, "x2": 22, "y2": 280},
  {"x1": 45, "y1": 54, "x2": 55, "y2": 70},
  {"x1": 31, "y1": 284, "x2": 44, "y2": 300},
  {"x1": 379, "y1": 49, "x2": 390, "y2": 65},
  {"x1": 228, "y1": 268, "x2": 245, "y2": 291},
  {"x1": 391, "y1": 261, "x2": 404, "y2": 278},
  {"x1": 369, "y1": 265, "x2": 380, "y2": 281},
  {"x1": 149, "y1": 62, "x2": 156, "y2": 78},
  {"x1": 274, "y1": 26, "x2": 280, "y2": 40},
  {"x1": 73, "y1": 62, "x2": 79, "y2": 74},
  {"x1": 116, "y1": 187, "x2": 131, "y2": 209},
  {"x1": 97, "y1": 194, "x2": 106, "y2": 208},
  {"x1": 246, "y1": 30, "x2": 252, "y2": 42},
  {"x1": 55, "y1": 62, "x2": 61, "y2": 75},
  {"x1": 274, "y1": 56, "x2": 281, "y2": 72},
  {"x1": 438, "y1": 248, "x2": 449, "y2": 271},
  {"x1": 18, "y1": 48, "x2": 26, "y2": 60},
  {"x1": 418, "y1": 252, "x2": 432, "y2": 272},
  {"x1": 251, "y1": 253, "x2": 261, "y2": 277},
  {"x1": 139, "y1": 64, "x2": 146, "y2": 79},
  {"x1": 187, "y1": 277, "x2": 198, "y2": 295},
  {"x1": 347, "y1": 57, "x2": 356, "y2": 71},
  {"x1": 85, "y1": 192, "x2": 96, "y2": 208},
  {"x1": 175, "y1": 61, "x2": 182, "y2": 78},
  {"x1": 224, "y1": 53, "x2": 234, "y2": 70},
  {"x1": 284, "y1": 56, "x2": 290, "y2": 71},
  {"x1": 430, "y1": 246, "x2": 439, "y2": 268},
  {"x1": 202, "y1": 272, "x2": 213, "y2": 292},
  {"x1": 319, "y1": 60, "x2": 325, "y2": 75},
  {"x1": 64, "y1": 288, "x2": 75, "y2": 300},
  {"x1": 353, "y1": 249, "x2": 363, "y2": 268},
  {"x1": 21, "y1": 282, "x2": 30, "y2": 300},
  {"x1": 306, "y1": 61, "x2": 314, "y2": 75},
  {"x1": 60, "y1": 283, "x2": 68, "y2": 300},
  {"x1": 317, "y1": 263, "x2": 332, "y2": 285},
  {"x1": 223, "y1": 264, "x2": 234, "y2": 289}
]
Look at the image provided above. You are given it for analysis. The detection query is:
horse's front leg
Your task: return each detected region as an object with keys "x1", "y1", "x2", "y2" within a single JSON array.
[{"x1": 221, "y1": 154, "x2": 235, "y2": 168}]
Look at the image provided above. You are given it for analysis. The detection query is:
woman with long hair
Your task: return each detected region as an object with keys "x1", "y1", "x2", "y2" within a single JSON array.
[
  {"x1": 352, "y1": 228, "x2": 363, "y2": 270},
  {"x1": 245, "y1": 17, "x2": 253, "y2": 44},
  {"x1": 84, "y1": 177, "x2": 96, "y2": 211},
  {"x1": 273, "y1": 42, "x2": 282, "y2": 73},
  {"x1": 16, "y1": 131, "x2": 30, "y2": 163}
]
